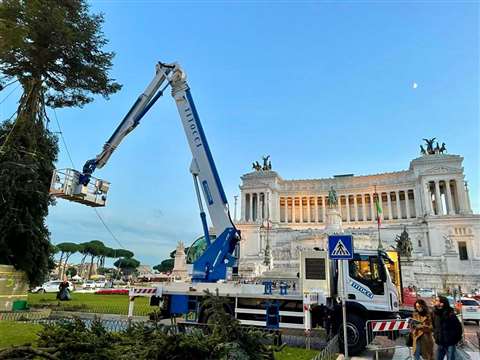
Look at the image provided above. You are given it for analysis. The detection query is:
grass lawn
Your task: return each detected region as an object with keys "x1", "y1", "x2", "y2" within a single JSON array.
[
  {"x1": 28, "y1": 292, "x2": 155, "y2": 316},
  {"x1": 0, "y1": 321, "x2": 42, "y2": 349},
  {"x1": 275, "y1": 346, "x2": 319, "y2": 360}
]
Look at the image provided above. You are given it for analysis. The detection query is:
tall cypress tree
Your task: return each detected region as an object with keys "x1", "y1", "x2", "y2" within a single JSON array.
[{"x1": 0, "y1": 0, "x2": 121, "y2": 286}]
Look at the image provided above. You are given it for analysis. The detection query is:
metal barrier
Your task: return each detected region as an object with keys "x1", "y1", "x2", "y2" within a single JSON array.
[
  {"x1": 0, "y1": 309, "x2": 51, "y2": 321},
  {"x1": 366, "y1": 319, "x2": 412, "y2": 360},
  {"x1": 311, "y1": 334, "x2": 338, "y2": 360}
]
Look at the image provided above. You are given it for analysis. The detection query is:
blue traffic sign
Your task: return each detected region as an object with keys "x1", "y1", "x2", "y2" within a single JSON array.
[{"x1": 328, "y1": 235, "x2": 353, "y2": 260}]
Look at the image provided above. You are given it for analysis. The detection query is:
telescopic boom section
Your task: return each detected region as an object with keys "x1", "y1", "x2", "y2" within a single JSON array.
[
  {"x1": 80, "y1": 62, "x2": 175, "y2": 183},
  {"x1": 168, "y1": 66, "x2": 240, "y2": 282},
  {"x1": 51, "y1": 62, "x2": 240, "y2": 283}
]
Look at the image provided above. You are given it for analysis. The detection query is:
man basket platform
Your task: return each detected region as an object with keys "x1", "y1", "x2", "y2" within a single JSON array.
[{"x1": 50, "y1": 169, "x2": 110, "y2": 207}]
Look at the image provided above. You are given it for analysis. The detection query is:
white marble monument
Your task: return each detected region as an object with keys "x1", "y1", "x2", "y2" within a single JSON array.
[
  {"x1": 172, "y1": 241, "x2": 188, "y2": 281},
  {"x1": 236, "y1": 145, "x2": 480, "y2": 292}
]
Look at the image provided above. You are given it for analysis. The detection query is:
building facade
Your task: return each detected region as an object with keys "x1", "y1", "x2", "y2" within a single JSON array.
[{"x1": 236, "y1": 152, "x2": 480, "y2": 291}]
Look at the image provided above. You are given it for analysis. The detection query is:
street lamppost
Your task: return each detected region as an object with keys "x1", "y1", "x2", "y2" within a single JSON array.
[
  {"x1": 233, "y1": 195, "x2": 238, "y2": 222},
  {"x1": 260, "y1": 221, "x2": 273, "y2": 270}
]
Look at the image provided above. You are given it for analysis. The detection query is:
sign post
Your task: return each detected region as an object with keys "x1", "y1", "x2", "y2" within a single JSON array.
[{"x1": 328, "y1": 235, "x2": 354, "y2": 360}]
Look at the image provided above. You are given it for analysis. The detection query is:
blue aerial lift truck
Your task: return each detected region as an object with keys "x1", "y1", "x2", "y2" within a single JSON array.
[{"x1": 50, "y1": 61, "x2": 401, "y2": 355}]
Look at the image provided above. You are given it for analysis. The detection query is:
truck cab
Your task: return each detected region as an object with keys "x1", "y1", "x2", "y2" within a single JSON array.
[{"x1": 300, "y1": 249, "x2": 400, "y2": 354}]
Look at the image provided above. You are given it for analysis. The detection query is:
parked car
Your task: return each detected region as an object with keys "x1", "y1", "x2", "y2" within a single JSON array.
[
  {"x1": 455, "y1": 298, "x2": 480, "y2": 325},
  {"x1": 416, "y1": 288, "x2": 436, "y2": 298},
  {"x1": 82, "y1": 280, "x2": 96, "y2": 289},
  {"x1": 95, "y1": 280, "x2": 107, "y2": 288},
  {"x1": 31, "y1": 280, "x2": 73, "y2": 293}
]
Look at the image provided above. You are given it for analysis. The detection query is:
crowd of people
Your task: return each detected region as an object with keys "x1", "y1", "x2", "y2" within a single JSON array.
[{"x1": 410, "y1": 296, "x2": 463, "y2": 360}]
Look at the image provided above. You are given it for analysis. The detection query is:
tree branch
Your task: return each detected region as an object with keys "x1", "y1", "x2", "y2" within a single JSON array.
[{"x1": 0, "y1": 346, "x2": 59, "y2": 360}]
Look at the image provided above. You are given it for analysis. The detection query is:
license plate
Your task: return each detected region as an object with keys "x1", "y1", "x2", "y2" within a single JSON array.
[{"x1": 466, "y1": 307, "x2": 477, "y2": 312}]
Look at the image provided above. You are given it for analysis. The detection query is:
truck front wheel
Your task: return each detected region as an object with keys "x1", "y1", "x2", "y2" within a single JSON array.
[{"x1": 338, "y1": 313, "x2": 366, "y2": 356}]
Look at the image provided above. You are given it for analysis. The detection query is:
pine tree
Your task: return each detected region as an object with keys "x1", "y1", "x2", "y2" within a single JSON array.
[{"x1": 0, "y1": 0, "x2": 121, "y2": 286}]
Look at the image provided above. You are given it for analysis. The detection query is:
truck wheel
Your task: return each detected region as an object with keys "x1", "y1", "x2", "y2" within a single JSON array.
[{"x1": 338, "y1": 313, "x2": 366, "y2": 356}]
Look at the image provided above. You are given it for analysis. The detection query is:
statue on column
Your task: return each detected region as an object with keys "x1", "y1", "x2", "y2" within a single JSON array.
[
  {"x1": 395, "y1": 226, "x2": 413, "y2": 259},
  {"x1": 251, "y1": 156, "x2": 272, "y2": 171},
  {"x1": 422, "y1": 138, "x2": 436, "y2": 155},
  {"x1": 252, "y1": 161, "x2": 262, "y2": 171},
  {"x1": 439, "y1": 143, "x2": 446, "y2": 154},
  {"x1": 420, "y1": 138, "x2": 446, "y2": 155},
  {"x1": 327, "y1": 187, "x2": 338, "y2": 208},
  {"x1": 262, "y1": 155, "x2": 271, "y2": 171},
  {"x1": 263, "y1": 241, "x2": 273, "y2": 269}
]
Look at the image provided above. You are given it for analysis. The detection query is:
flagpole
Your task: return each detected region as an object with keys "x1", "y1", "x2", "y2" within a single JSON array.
[{"x1": 375, "y1": 185, "x2": 383, "y2": 250}]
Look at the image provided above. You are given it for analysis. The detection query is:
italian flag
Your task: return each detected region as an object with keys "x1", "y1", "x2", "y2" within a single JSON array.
[{"x1": 375, "y1": 194, "x2": 382, "y2": 225}]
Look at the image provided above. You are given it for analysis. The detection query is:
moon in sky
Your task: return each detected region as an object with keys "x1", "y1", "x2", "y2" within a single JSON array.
[{"x1": 412, "y1": 82, "x2": 418, "y2": 89}]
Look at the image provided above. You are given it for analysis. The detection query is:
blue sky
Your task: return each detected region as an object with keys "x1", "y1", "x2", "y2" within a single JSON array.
[{"x1": 1, "y1": 1, "x2": 478, "y2": 267}]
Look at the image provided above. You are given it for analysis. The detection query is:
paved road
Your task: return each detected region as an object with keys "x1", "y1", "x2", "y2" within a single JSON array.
[
  {"x1": 351, "y1": 323, "x2": 479, "y2": 359},
  {"x1": 464, "y1": 321, "x2": 480, "y2": 349}
]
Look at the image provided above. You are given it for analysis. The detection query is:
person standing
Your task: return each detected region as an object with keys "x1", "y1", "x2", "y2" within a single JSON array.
[
  {"x1": 412, "y1": 299, "x2": 434, "y2": 360},
  {"x1": 432, "y1": 296, "x2": 463, "y2": 360},
  {"x1": 57, "y1": 279, "x2": 71, "y2": 301}
]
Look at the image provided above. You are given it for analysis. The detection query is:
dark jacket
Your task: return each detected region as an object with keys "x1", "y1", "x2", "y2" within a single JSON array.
[{"x1": 432, "y1": 307, "x2": 462, "y2": 346}]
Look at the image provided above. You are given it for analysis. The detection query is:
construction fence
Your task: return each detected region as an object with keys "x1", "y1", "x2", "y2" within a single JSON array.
[{"x1": 365, "y1": 318, "x2": 412, "y2": 360}]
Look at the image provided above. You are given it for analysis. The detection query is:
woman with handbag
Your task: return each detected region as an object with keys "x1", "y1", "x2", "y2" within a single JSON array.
[{"x1": 411, "y1": 299, "x2": 434, "y2": 360}]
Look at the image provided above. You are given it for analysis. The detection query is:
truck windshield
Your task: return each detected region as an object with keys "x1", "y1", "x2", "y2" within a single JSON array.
[
  {"x1": 382, "y1": 254, "x2": 397, "y2": 286},
  {"x1": 349, "y1": 254, "x2": 386, "y2": 295}
]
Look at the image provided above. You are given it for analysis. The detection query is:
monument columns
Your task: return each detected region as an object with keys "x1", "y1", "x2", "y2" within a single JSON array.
[
  {"x1": 424, "y1": 182, "x2": 434, "y2": 215},
  {"x1": 370, "y1": 193, "x2": 376, "y2": 223},
  {"x1": 338, "y1": 195, "x2": 342, "y2": 217},
  {"x1": 354, "y1": 194, "x2": 358, "y2": 221},
  {"x1": 387, "y1": 192, "x2": 393, "y2": 220},
  {"x1": 413, "y1": 187, "x2": 421, "y2": 218},
  {"x1": 446, "y1": 181, "x2": 454, "y2": 215},
  {"x1": 363, "y1": 194, "x2": 368, "y2": 221},
  {"x1": 292, "y1": 197, "x2": 296, "y2": 223},
  {"x1": 465, "y1": 183, "x2": 472, "y2": 214},
  {"x1": 346, "y1": 195, "x2": 351, "y2": 222},
  {"x1": 322, "y1": 196, "x2": 326, "y2": 222},
  {"x1": 241, "y1": 193, "x2": 247, "y2": 221},
  {"x1": 434, "y1": 181, "x2": 442, "y2": 215},
  {"x1": 405, "y1": 190, "x2": 411, "y2": 219},
  {"x1": 307, "y1": 197, "x2": 311, "y2": 222},
  {"x1": 457, "y1": 179, "x2": 470, "y2": 214},
  {"x1": 249, "y1": 193, "x2": 253, "y2": 222},
  {"x1": 395, "y1": 190, "x2": 401, "y2": 219}
]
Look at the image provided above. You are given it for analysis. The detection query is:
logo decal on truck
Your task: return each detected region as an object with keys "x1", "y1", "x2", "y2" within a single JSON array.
[{"x1": 350, "y1": 280, "x2": 374, "y2": 299}]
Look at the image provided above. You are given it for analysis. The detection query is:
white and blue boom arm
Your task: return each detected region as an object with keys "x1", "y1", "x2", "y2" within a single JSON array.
[{"x1": 79, "y1": 62, "x2": 240, "y2": 283}]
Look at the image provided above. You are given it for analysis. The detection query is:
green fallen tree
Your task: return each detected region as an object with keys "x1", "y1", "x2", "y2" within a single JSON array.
[{"x1": 0, "y1": 291, "x2": 284, "y2": 360}]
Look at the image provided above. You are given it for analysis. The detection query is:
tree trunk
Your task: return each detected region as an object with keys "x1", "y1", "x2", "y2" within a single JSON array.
[
  {"x1": 88, "y1": 256, "x2": 95, "y2": 279},
  {"x1": 57, "y1": 252, "x2": 64, "y2": 278},
  {"x1": 61, "y1": 253, "x2": 72, "y2": 279},
  {"x1": 80, "y1": 254, "x2": 88, "y2": 278}
]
